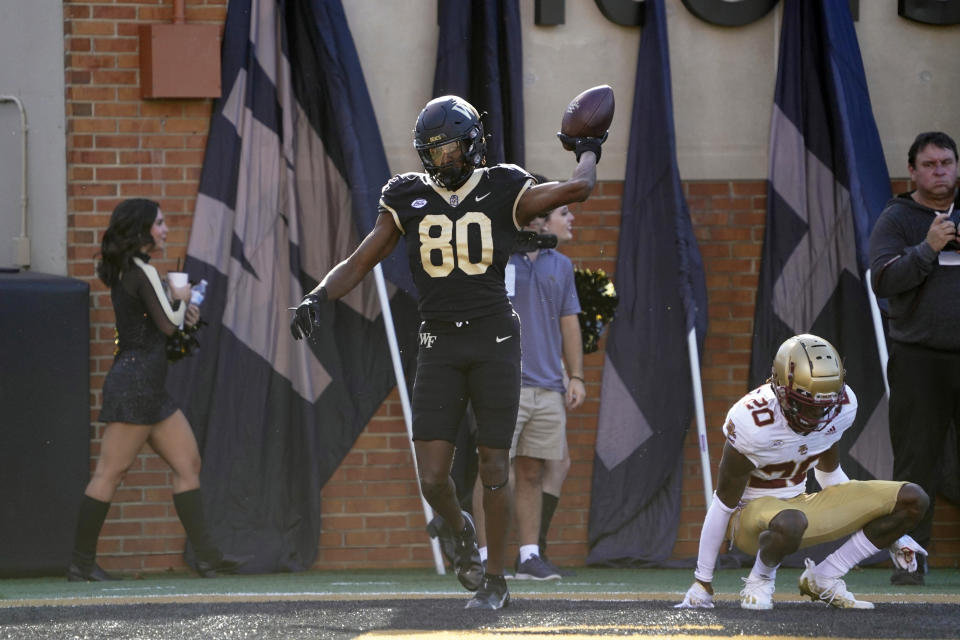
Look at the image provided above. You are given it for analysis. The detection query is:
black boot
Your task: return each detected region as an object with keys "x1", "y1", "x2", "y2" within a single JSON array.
[
  {"x1": 173, "y1": 489, "x2": 243, "y2": 578},
  {"x1": 68, "y1": 495, "x2": 118, "y2": 582},
  {"x1": 67, "y1": 555, "x2": 118, "y2": 582}
]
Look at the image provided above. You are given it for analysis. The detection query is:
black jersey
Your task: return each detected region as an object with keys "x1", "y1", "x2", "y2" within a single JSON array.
[{"x1": 380, "y1": 164, "x2": 533, "y2": 321}]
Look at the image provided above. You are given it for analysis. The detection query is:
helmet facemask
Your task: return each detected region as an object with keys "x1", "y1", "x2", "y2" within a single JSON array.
[
  {"x1": 770, "y1": 334, "x2": 845, "y2": 435},
  {"x1": 417, "y1": 134, "x2": 478, "y2": 190}
]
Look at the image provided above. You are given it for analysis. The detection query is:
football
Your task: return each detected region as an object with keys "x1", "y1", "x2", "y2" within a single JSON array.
[{"x1": 560, "y1": 85, "x2": 615, "y2": 149}]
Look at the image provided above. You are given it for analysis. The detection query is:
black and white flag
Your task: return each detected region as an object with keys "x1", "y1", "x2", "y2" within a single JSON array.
[
  {"x1": 169, "y1": 0, "x2": 418, "y2": 572},
  {"x1": 750, "y1": 0, "x2": 893, "y2": 487}
]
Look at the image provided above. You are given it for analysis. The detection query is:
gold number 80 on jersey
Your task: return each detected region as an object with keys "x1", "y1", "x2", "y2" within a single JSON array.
[{"x1": 419, "y1": 212, "x2": 494, "y2": 277}]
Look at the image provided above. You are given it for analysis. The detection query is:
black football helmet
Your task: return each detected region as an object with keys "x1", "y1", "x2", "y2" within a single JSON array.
[
  {"x1": 414, "y1": 95, "x2": 486, "y2": 190},
  {"x1": 770, "y1": 334, "x2": 845, "y2": 435}
]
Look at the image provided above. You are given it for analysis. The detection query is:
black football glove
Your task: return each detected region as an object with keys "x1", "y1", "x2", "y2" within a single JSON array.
[
  {"x1": 290, "y1": 287, "x2": 328, "y2": 340},
  {"x1": 556, "y1": 130, "x2": 608, "y2": 163}
]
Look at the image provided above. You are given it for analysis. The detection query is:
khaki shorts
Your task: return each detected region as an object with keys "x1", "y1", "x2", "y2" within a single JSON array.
[
  {"x1": 729, "y1": 480, "x2": 905, "y2": 556},
  {"x1": 510, "y1": 386, "x2": 566, "y2": 460}
]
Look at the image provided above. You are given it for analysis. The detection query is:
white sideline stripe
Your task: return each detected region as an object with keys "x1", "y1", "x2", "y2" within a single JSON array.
[{"x1": 1, "y1": 591, "x2": 957, "y2": 608}]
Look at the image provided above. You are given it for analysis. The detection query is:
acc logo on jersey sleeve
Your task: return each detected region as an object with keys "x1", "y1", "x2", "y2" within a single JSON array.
[
  {"x1": 724, "y1": 420, "x2": 736, "y2": 442},
  {"x1": 412, "y1": 198, "x2": 427, "y2": 209}
]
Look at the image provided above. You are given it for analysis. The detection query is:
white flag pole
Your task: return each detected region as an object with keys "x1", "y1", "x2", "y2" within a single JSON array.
[
  {"x1": 687, "y1": 328, "x2": 713, "y2": 507},
  {"x1": 865, "y1": 268, "x2": 890, "y2": 396},
  {"x1": 373, "y1": 264, "x2": 445, "y2": 575}
]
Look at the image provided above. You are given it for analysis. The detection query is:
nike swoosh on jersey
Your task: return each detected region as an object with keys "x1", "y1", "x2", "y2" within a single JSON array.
[
  {"x1": 495, "y1": 335, "x2": 512, "y2": 343},
  {"x1": 475, "y1": 192, "x2": 491, "y2": 201}
]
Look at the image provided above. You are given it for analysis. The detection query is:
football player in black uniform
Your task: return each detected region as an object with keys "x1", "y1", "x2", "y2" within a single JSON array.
[{"x1": 290, "y1": 95, "x2": 605, "y2": 610}]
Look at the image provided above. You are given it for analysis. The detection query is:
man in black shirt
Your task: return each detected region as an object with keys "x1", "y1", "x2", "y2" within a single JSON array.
[
  {"x1": 868, "y1": 130, "x2": 960, "y2": 585},
  {"x1": 290, "y1": 95, "x2": 605, "y2": 609}
]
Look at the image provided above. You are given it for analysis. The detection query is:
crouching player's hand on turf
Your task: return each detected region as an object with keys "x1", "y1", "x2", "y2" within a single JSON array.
[{"x1": 675, "y1": 581, "x2": 714, "y2": 608}]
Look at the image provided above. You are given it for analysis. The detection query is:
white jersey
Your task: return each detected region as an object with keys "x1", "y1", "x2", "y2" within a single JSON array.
[{"x1": 722, "y1": 383, "x2": 857, "y2": 502}]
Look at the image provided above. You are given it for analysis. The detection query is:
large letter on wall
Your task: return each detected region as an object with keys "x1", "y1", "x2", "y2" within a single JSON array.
[
  {"x1": 680, "y1": 0, "x2": 778, "y2": 26},
  {"x1": 593, "y1": 0, "x2": 644, "y2": 26},
  {"x1": 899, "y1": 0, "x2": 960, "y2": 25}
]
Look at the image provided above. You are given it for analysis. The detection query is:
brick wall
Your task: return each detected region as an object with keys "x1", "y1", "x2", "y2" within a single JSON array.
[{"x1": 64, "y1": 3, "x2": 958, "y2": 574}]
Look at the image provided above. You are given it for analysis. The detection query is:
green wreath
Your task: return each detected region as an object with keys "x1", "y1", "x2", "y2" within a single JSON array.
[{"x1": 574, "y1": 268, "x2": 619, "y2": 354}]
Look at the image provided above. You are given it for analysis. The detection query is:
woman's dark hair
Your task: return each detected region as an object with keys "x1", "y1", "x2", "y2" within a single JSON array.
[{"x1": 97, "y1": 198, "x2": 160, "y2": 287}]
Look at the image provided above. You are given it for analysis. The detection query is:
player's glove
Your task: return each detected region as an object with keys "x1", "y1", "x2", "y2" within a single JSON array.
[
  {"x1": 290, "y1": 287, "x2": 327, "y2": 340},
  {"x1": 674, "y1": 581, "x2": 715, "y2": 609},
  {"x1": 556, "y1": 131, "x2": 608, "y2": 163},
  {"x1": 889, "y1": 535, "x2": 927, "y2": 573}
]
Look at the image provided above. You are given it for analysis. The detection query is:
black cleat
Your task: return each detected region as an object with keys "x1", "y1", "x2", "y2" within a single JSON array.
[
  {"x1": 426, "y1": 515, "x2": 458, "y2": 568},
  {"x1": 196, "y1": 554, "x2": 249, "y2": 578},
  {"x1": 890, "y1": 568, "x2": 924, "y2": 586},
  {"x1": 465, "y1": 574, "x2": 510, "y2": 610},
  {"x1": 67, "y1": 562, "x2": 118, "y2": 582},
  {"x1": 890, "y1": 552, "x2": 927, "y2": 586},
  {"x1": 453, "y1": 511, "x2": 483, "y2": 591}
]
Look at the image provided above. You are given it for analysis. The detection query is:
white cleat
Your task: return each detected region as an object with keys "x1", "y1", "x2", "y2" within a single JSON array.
[
  {"x1": 798, "y1": 558, "x2": 875, "y2": 609},
  {"x1": 740, "y1": 574, "x2": 775, "y2": 610}
]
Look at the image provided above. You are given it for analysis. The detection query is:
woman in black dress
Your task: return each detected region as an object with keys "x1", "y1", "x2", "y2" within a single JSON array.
[{"x1": 69, "y1": 198, "x2": 237, "y2": 581}]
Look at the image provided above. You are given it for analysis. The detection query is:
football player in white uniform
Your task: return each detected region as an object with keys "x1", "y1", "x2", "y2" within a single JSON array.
[{"x1": 676, "y1": 334, "x2": 929, "y2": 610}]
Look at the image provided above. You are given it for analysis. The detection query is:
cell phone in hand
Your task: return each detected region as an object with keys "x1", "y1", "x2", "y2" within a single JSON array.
[{"x1": 944, "y1": 206, "x2": 960, "y2": 251}]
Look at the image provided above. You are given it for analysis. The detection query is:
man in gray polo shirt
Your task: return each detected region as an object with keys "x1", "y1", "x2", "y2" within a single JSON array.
[{"x1": 504, "y1": 202, "x2": 586, "y2": 580}]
